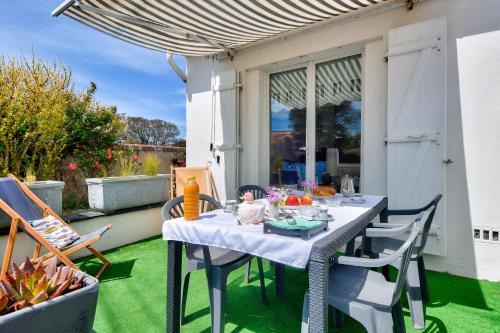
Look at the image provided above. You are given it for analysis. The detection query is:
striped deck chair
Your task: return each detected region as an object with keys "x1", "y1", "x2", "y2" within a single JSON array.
[{"x1": 0, "y1": 174, "x2": 111, "y2": 279}]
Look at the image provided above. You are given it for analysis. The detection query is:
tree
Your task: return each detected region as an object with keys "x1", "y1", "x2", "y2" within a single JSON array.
[
  {"x1": 0, "y1": 54, "x2": 126, "y2": 180},
  {"x1": 173, "y1": 139, "x2": 186, "y2": 147},
  {"x1": 64, "y1": 82, "x2": 126, "y2": 177},
  {"x1": 126, "y1": 117, "x2": 179, "y2": 146},
  {"x1": 0, "y1": 55, "x2": 71, "y2": 179}
]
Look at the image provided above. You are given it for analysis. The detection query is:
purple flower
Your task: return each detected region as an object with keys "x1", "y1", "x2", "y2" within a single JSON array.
[
  {"x1": 266, "y1": 186, "x2": 280, "y2": 203},
  {"x1": 301, "y1": 180, "x2": 318, "y2": 191}
]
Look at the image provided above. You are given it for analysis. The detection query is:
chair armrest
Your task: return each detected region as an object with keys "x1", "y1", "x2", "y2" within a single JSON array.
[
  {"x1": 370, "y1": 222, "x2": 408, "y2": 228},
  {"x1": 364, "y1": 222, "x2": 413, "y2": 238},
  {"x1": 334, "y1": 255, "x2": 395, "y2": 268},
  {"x1": 380, "y1": 208, "x2": 428, "y2": 222},
  {"x1": 387, "y1": 208, "x2": 426, "y2": 215}
]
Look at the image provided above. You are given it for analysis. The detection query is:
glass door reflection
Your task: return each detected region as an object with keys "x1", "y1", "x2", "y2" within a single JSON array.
[
  {"x1": 315, "y1": 55, "x2": 362, "y2": 190},
  {"x1": 269, "y1": 67, "x2": 307, "y2": 187}
]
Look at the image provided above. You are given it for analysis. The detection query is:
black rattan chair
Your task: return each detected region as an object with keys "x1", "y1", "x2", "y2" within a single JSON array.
[
  {"x1": 237, "y1": 185, "x2": 268, "y2": 283},
  {"x1": 237, "y1": 185, "x2": 267, "y2": 202}
]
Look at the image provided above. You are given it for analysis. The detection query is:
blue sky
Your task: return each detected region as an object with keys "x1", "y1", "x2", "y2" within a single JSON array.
[{"x1": 0, "y1": 0, "x2": 187, "y2": 137}]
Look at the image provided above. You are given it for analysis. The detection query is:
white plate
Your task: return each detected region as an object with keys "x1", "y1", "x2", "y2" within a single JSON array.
[
  {"x1": 348, "y1": 198, "x2": 366, "y2": 204},
  {"x1": 298, "y1": 214, "x2": 334, "y2": 221},
  {"x1": 279, "y1": 205, "x2": 300, "y2": 210},
  {"x1": 279, "y1": 203, "x2": 321, "y2": 210}
]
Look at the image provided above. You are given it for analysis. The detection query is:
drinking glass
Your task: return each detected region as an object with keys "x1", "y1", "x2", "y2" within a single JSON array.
[{"x1": 224, "y1": 200, "x2": 238, "y2": 213}]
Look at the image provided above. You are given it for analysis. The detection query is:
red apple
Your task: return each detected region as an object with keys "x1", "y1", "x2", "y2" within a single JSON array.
[
  {"x1": 301, "y1": 195, "x2": 313, "y2": 205},
  {"x1": 286, "y1": 195, "x2": 299, "y2": 206}
]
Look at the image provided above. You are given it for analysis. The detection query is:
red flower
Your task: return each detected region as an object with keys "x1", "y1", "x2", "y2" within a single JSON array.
[
  {"x1": 95, "y1": 161, "x2": 102, "y2": 169},
  {"x1": 69, "y1": 162, "x2": 77, "y2": 170},
  {"x1": 133, "y1": 154, "x2": 139, "y2": 161},
  {"x1": 106, "y1": 153, "x2": 112, "y2": 160},
  {"x1": 107, "y1": 147, "x2": 112, "y2": 154}
]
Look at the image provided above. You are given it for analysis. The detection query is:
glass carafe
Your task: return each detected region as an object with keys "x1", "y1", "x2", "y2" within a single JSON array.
[{"x1": 341, "y1": 175, "x2": 355, "y2": 197}]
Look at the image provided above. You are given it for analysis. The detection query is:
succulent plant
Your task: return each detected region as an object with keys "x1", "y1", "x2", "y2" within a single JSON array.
[
  {"x1": 0, "y1": 289, "x2": 7, "y2": 313},
  {"x1": 0, "y1": 257, "x2": 85, "y2": 315}
]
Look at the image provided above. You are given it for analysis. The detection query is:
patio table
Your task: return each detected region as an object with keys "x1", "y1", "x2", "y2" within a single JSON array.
[{"x1": 163, "y1": 195, "x2": 387, "y2": 333}]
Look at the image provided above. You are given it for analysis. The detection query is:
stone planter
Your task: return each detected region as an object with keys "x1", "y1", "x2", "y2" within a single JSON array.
[
  {"x1": 0, "y1": 273, "x2": 99, "y2": 333},
  {"x1": 86, "y1": 174, "x2": 169, "y2": 213},
  {"x1": 0, "y1": 181, "x2": 64, "y2": 230}
]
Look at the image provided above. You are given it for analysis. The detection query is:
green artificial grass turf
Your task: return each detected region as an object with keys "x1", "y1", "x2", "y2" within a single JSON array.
[{"x1": 78, "y1": 236, "x2": 500, "y2": 333}]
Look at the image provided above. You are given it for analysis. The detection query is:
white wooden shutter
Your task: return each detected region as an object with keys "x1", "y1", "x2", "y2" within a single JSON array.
[
  {"x1": 210, "y1": 69, "x2": 239, "y2": 202},
  {"x1": 387, "y1": 18, "x2": 447, "y2": 255}
]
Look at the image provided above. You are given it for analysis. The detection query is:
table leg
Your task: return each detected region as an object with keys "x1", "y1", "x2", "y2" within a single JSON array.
[
  {"x1": 167, "y1": 240, "x2": 182, "y2": 333},
  {"x1": 308, "y1": 260, "x2": 329, "y2": 333},
  {"x1": 274, "y1": 263, "x2": 285, "y2": 297}
]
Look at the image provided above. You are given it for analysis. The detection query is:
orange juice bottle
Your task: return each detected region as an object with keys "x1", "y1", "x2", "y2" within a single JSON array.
[{"x1": 184, "y1": 176, "x2": 200, "y2": 221}]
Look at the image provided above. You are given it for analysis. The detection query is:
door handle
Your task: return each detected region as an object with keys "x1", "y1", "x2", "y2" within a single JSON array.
[
  {"x1": 299, "y1": 147, "x2": 308, "y2": 152},
  {"x1": 407, "y1": 134, "x2": 427, "y2": 140},
  {"x1": 443, "y1": 158, "x2": 453, "y2": 165}
]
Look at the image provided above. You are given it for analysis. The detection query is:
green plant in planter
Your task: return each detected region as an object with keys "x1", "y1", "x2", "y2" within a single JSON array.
[
  {"x1": 24, "y1": 165, "x2": 37, "y2": 185},
  {"x1": 143, "y1": 154, "x2": 160, "y2": 176},
  {"x1": 0, "y1": 257, "x2": 85, "y2": 315},
  {"x1": 116, "y1": 150, "x2": 138, "y2": 177}
]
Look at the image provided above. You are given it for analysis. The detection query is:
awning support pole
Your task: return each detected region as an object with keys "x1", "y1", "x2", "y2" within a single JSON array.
[{"x1": 166, "y1": 53, "x2": 186, "y2": 83}]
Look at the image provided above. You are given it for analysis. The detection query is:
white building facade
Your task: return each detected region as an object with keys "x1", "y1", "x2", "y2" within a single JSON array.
[{"x1": 185, "y1": 0, "x2": 500, "y2": 281}]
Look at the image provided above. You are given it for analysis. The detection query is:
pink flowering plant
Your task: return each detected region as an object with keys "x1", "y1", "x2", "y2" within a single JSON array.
[{"x1": 266, "y1": 187, "x2": 280, "y2": 204}]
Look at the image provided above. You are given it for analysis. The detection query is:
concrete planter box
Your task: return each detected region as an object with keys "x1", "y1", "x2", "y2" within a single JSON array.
[
  {"x1": 0, "y1": 181, "x2": 64, "y2": 230},
  {"x1": 86, "y1": 174, "x2": 169, "y2": 213},
  {"x1": 0, "y1": 273, "x2": 99, "y2": 333}
]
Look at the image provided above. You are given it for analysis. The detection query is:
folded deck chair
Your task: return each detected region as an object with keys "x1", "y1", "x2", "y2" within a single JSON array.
[
  {"x1": 0, "y1": 175, "x2": 111, "y2": 279},
  {"x1": 169, "y1": 166, "x2": 216, "y2": 200}
]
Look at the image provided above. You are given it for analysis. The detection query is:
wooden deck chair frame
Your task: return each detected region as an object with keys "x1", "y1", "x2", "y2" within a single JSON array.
[
  {"x1": 0, "y1": 174, "x2": 112, "y2": 280},
  {"x1": 169, "y1": 166, "x2": 217, "y2": 200}
]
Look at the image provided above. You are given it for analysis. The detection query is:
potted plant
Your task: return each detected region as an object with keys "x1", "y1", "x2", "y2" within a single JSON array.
[
  {"x1": 0, "y1": 258, "x2": 99, "y2": 333},
  {"x1": 265, "y1": 187, "x2": 281, "y2": 219},
  {"x1": 22, "y1": 166, "x2": 65, "y2": 215},
  {"x1": 86, "y1": 151, "x2": 169, "y2": 212},
  {"x1": 0, "y1": 171, "x2": 64, "y2": 230}
]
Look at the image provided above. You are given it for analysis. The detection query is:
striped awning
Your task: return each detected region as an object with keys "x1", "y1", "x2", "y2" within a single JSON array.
[{"x1": 52, "y1": 0, "x2": 396, "y2": 57}]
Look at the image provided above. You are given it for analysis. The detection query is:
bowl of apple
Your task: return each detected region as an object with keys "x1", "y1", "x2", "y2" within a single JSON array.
[{"x1": 281, "y1": 193, "x2": 314, "y2": 209}]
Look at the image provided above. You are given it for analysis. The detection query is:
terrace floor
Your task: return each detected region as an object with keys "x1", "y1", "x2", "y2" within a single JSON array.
[{"x1": 78, "y1": 236, "x2": 500, "y2": 333}]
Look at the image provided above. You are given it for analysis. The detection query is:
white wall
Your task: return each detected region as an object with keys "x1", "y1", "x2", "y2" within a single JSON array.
[
  {"x1": 456, "y1": 29, "x2": 500, "y2": 280},
  {"x1": 186, "y1": 0, "x2": 500, "y2": 281}
]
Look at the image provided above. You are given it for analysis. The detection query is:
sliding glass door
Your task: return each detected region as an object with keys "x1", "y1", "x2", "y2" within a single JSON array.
[
  {"x1": 315, "y1": 55, "x2": 362, "y2": 188},
  {"x1": 269, "y1": 54, "x2": 362, "y2": 189},
  {"x1": 269, "y1": 67, "x2": 307, "y2": 185}
]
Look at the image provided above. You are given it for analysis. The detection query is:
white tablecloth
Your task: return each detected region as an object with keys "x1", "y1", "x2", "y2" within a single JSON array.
[{"x1": 162, "y1": 195, "x2": 385, "y2": 268}]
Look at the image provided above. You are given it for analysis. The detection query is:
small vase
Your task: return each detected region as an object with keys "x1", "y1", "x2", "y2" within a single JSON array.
[{"x1": 267, "y1": 202, "x2": 280, "y2": 219}]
